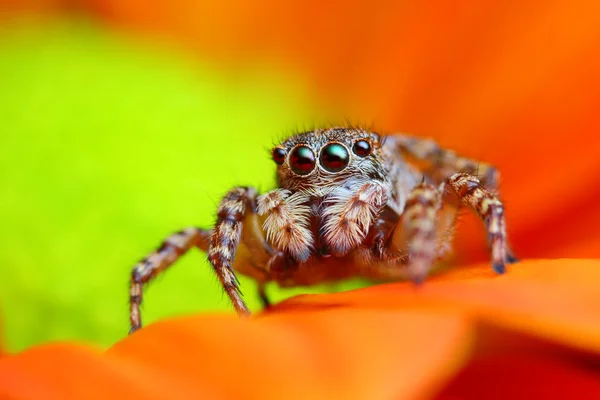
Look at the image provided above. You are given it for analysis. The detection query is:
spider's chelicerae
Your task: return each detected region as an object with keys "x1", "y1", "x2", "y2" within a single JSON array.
[{"x1": 128, "y1": 127, "x2": 517, "y2": 333}]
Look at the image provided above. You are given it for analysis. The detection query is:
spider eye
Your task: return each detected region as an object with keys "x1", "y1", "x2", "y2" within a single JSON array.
[
  {"x1": 289, "y1": 145, "x2": 316, "y2": 175},
  {"x1": 353, "y1": 140, "x2": 371, "y2": 157},
  {"x1": 320, "y1": 143, "x2": 349, "y2": 173},
  {"x1": 272, "y1": 147, "x2": 286, "y2": 165}
]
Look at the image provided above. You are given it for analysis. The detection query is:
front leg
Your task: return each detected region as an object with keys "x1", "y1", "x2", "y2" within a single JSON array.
[
  {"x1": 207, "y1": 187, "x2": 259, "y2": 317},
  {"x1": 322, "y1": 181, "x2": 389, "y2": 256}
]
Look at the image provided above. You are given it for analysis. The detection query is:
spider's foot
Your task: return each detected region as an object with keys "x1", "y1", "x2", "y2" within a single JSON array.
[
  {"x1": 492, "y1": 262, "x2": 506, "y2": 274},
  {"x1": 411, "y1": 275, "x2": 426, "y2": 285},
  {"x1": 129, "y1": 326, "x2": 140, "y2": 335},
  {"x1": 407, "y1": 263, "x2": 428, "y2": 285},
  {"x1": 506, "y1": 254, "x2": 519, "y2": 264}
]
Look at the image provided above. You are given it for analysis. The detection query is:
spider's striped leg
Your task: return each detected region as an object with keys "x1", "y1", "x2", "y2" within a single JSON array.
[
  {"x1": 446, "y1": 173, "x2": 512, "y2": 274},
  {"x1": 395, "y1": 183, "x2": 443, "y2": 283},
  {"x1": 207, "y1": 187, "x2": 261, "y2": 317},
  {"x1": 388, "y1": 135, "x2": 518, "y2": 260},
  {"x1": 129, "y1": 227, "x2": 210, "y2": 334},
  {"x1": 359, "y1": 183, "x2": 456, "y2": 282}
]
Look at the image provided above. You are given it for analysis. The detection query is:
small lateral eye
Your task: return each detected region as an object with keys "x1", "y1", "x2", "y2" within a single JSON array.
[
  {"x1": 353, "y1": 140, "x2": 371, "y2": 157},
  {"x1": 289, "y1": 145, "x2": 316, "y2": 175},
  {"x1": 272, "y1": 147, "x2": 286, "y2": 165},
  {"x1": 320, "y1": 143, "x2": 349, "y2": 173}
]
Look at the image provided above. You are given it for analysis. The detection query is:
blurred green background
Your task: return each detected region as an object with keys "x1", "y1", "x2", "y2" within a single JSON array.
[{"x1": 0, "y1": 19, "x2": 344, "y2": 351}]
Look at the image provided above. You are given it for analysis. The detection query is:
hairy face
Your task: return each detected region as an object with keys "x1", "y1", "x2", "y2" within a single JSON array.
[{"x1": 271, "y1": 127, "x2": 388, "y2": 192}]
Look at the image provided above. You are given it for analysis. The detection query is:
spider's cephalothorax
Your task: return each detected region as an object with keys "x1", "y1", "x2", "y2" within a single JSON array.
[
  {"x1": 273, "y1": 128, "x2": 387, "y2": 191},
  {"x1": 128, "y1": 127, "x2": 517, "y2": 333}
]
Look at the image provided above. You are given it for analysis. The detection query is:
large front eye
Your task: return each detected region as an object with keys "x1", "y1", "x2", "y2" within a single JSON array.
[
  {"x1": 320, "y1": 143, "x2": 349, "y2": 172},
  {"x1": 289, "y1": 145, "x2": 316, "y2": 175}
]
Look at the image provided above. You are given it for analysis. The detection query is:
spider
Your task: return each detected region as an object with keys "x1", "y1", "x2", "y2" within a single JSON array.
[{"x1": 128, "y1": 127, "x2": 517, "y2": 333}]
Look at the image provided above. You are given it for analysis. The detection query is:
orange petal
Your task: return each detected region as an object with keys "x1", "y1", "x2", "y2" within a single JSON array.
[
  {"x1": 108, "y1": 310, "x2": 472, "y2": 399},
  {"x1": 1, "y1": 259, "x2": 598, "y2": 398},
  {"x1": 277, "y1": 259, "x2": 600, "y2": 354},
  {"x1": 0, "y1": 312, "x2": 474, "y2": 399},
  {"x1": 0, "y1": 342, "x2": 201, "y2": 400}
]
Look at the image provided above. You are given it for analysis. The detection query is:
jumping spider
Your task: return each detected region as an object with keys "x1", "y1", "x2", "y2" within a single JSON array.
[{"x1": 129, "y1": 127, "x2": 517, "y2": 333}]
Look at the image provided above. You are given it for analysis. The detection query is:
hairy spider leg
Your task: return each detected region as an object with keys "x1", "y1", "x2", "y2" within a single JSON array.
[
  {"x1": 390, "y1": 135, "x2": 499, "y2": 190},
  {"x1": 446, "y1": 173, "x2": 511, "y2": 273},
  {"x1": 390, "y1": 134, "x2": 518, "y2": 260},
  {"x1": 129, "y1": 227, "x2": 211, "y2": 334},
  {"x1": 360, "y1": 174, "x2": 509, "y2": 282},
  {"x1": 207, "y1": 187, "x2": 261, "y2": 317},
  {"x1": 398, "y1": 183, "x2": 443, "y2": 282},
  {"x1": 365, "y1": 183, "x2": 453, "y2": 282},
  {"x1": 129, "y1": 186, "x2": 280, "y2": 334}
]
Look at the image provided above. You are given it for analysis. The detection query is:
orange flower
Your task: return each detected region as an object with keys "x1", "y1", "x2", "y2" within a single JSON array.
[{"x1": 1, "y1": 259, "x2": 599, "y2": 399}]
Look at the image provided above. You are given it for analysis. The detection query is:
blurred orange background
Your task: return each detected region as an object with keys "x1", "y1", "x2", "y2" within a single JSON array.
[{"x1": 68, "y1": 0, "x2": 600, "y2": 260}]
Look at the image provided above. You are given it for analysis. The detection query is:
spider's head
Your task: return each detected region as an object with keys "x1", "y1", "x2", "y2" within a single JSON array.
[{"x1": 271, "y1": 127, "x2": 387, "y2": 192}]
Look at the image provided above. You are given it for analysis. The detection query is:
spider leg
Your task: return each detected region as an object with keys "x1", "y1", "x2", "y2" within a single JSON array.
[
  {"x1": 257, "y1": 283, "x2": 271, "y2": 309},
  {"x1": 383, "y1": 183, "x2": 444, "y2": 282},
  {"x1": 361, "y1": 172, "x2": 513, "y2": 282},
  {"x1": 358, "y1": 182, "x2": 459, "y2": 282},
  {"x1": 446, "y1": 173, "x2": 511, "y2": 273},
  {"x1": 403, "y1": 183, "x2": 443, "y2": 282},
  {"x1": 387, "y1": 134, "x2": 517, "y2": 259},
  {"x1": 129, "y1": 187, "x2": 278, "y2": 334},
  {"x1": 129, "y1": 227, "x2": 210, "y2": 334},
  {"x1": 255, "y1": 250, "x2": 291, "y2": 309},
  {"x1": 207, "y1": 187, "x2": 260, "y2": 317},
  {"x1": 388, "y1": 134, "x2": 499, "y2": 189}
]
